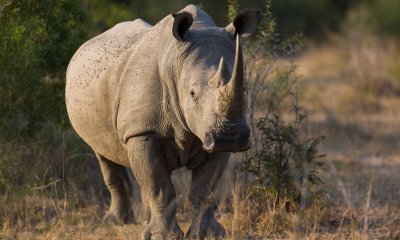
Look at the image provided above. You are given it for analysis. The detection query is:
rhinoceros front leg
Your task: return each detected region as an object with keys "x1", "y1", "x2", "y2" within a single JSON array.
[
  {"x1": 186, "y1": 152, "x2": 229, "y2": 239},
  {"x1": 127, "y1": 136, "x2": 183, "y2": 240},
  {"x1": 96, "y1": 153, "x2": 135, "y2": 224}
]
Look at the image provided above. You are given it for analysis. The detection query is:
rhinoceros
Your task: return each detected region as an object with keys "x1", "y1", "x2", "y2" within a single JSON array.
[{"x1": 66, "y1": 4, "x2": 259, "y2": 239}]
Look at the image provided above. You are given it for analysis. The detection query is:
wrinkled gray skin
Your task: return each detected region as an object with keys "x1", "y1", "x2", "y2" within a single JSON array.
[{"x1": 66, "y1": 5, "x2": 259, "y2": 240}]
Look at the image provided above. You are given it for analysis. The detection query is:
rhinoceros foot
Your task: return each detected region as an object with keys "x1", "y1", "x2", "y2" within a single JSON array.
[
  {"x1": 141, "y1": 222, "x2": 184, "y2": 240},
  {"x1": 185, "y1": 216, "x2": 226, "y2": 239},
  {"x1": 102, "y1": 208, "x2": 135, "y2": 225}
]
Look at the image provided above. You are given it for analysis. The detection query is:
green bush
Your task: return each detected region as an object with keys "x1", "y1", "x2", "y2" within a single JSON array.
[
  {"x1": 244, "y1": 101, "x2": 325, "y2": 208},
  {"x1": 0, "y1": 0, "x2": 88, "y2": 138},
  {"x1": 0, "y1": 0, "x2": 101, "y2": 203},
  {"x1": 228, "y1": 0, "x2": 325, "y2": 211}
]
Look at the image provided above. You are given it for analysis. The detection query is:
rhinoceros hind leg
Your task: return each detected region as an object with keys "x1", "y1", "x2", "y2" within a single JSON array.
[{"x1": 96, "y1": 152, "x2": 135, "y2": 224}]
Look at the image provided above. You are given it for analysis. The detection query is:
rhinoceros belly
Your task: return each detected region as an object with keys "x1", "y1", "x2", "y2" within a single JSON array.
[{"x1": 66, "y1": 20, "x2": 150, "y2": 166}]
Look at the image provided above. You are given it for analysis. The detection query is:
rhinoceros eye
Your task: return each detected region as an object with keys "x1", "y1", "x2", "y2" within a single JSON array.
[{"x1": 190, "y1": 90, "x2": 195, "y2": 97}]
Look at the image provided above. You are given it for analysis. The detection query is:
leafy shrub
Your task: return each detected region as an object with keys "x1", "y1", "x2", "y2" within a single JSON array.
[
  {"x1": 228, "y1": 0, "x2": 325, "y2": 211},
  {"x1": 244, "y1": 100, "x2": 325, "y2": 209},
  {"x1": 229, "y1": 0, "x2": 302, "y2": 155},
  {"x1": 0, "y1": 0, "x2": 102, "y2": 203},
  {"x1": 0, "y1": 0, "x2": 88, "y2": 139}
]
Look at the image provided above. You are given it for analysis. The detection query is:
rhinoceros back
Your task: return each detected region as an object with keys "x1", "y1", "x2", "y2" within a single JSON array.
[{"x1": 66, "y1": 19, "x2": 152, "y2": 166}]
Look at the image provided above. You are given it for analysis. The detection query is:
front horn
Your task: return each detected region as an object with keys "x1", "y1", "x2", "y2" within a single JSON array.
[{"x1": 218, "y1": 35, "x2": 245, "y2": 117}]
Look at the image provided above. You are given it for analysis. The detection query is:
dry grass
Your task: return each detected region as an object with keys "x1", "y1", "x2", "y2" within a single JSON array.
[{"x1": 1, "y1": 180, "x2": 398, "y2": 240}]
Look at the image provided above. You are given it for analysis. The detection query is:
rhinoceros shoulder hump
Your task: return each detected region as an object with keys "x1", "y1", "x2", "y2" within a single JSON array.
[{"x1": 108, "y1": 19, "x2": 152, "y2": 36}]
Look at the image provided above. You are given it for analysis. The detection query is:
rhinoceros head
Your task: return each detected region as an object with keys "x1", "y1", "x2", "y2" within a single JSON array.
[{"x1": 168, "y1": 8, "x2": 260, "y2": 153}]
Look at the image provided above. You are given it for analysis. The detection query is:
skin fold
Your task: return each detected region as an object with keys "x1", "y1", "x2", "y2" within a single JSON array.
[{"x1": 66, "y1": 4, "x2": 259, "y2": 240}]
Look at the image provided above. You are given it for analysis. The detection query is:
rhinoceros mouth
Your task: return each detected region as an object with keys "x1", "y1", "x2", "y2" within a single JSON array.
[{"x1": 202, "y1": 129, "x2": 251, "y2": 153}]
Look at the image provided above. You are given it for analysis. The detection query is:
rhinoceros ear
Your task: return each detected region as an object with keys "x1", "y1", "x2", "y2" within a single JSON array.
[
  {"x1": 226, "y1": 9, "x2": 261, "y2": 38},
  {"x1": 172, "y1": 11, "x2": 193, "y2": 41}
]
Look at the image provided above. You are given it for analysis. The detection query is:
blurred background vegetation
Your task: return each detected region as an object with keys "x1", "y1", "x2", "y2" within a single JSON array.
[
  {"x1": 1, "y1": 0, "x2": 400, "y2": 238},
  {"x1": 2, "y1": 0, "x2": 399, "y2": 189}
]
